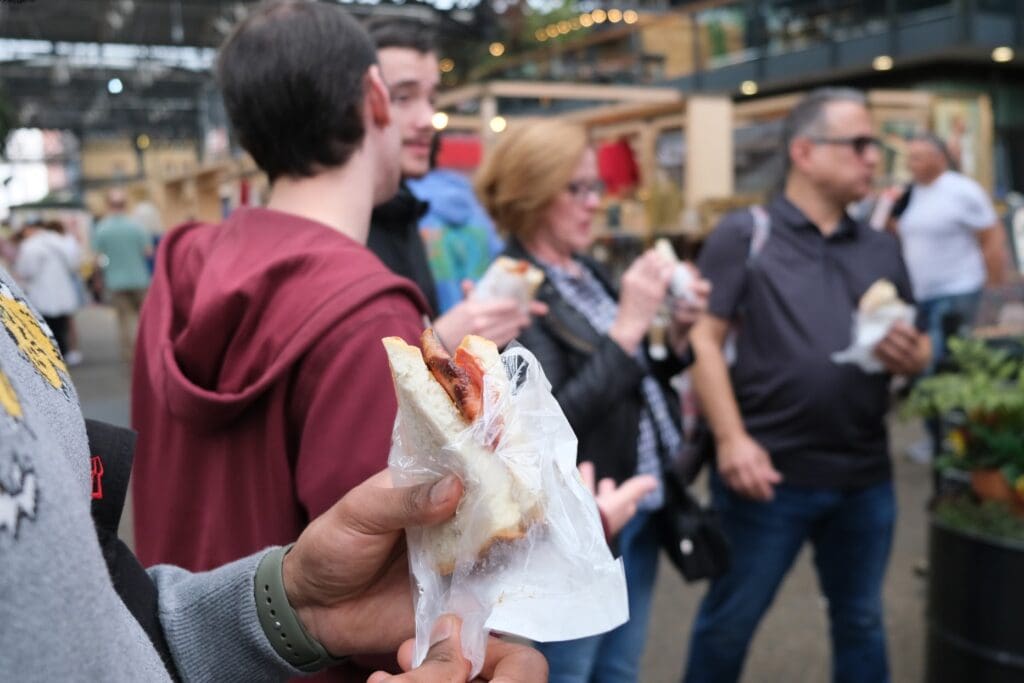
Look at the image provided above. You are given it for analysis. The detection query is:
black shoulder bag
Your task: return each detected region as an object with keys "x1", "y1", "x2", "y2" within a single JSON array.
[{"x1": 648, "y1": 407, "x2": 730, "y2": 583}]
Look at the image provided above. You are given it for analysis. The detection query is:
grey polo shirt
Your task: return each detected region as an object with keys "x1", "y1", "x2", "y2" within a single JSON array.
[{"x1": 697, "y1": 196, "x2": 917, "y2": 489}]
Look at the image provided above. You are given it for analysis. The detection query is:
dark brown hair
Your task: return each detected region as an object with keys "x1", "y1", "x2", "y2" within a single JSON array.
[{"x1": 217, "y1": 0, "x2": 377, "y2": 181}]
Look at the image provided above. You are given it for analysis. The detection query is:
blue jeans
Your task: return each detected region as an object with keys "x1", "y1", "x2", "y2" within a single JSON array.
[
  {"x1": 917, "y1": 290, "x2": 982, "y2": 374},
  {"x1": 683, "y1": 476, "x2": 896, "y2": 683},
  {"x1": 536, "y1": 510, "x2": 660, "y2": 683}
]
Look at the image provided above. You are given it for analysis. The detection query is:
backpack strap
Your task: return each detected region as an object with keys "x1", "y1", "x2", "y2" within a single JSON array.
[
  {"x1": 748, "y1": 205, "x2": 772, "y2": 260},
  {"x1": 86, "y1": 419, "x2": 180, "y2": 681}
]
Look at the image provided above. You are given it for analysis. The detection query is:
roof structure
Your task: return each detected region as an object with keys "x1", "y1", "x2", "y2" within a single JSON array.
[{"x1": 0, "y1": 0, "x2": 463, "y2": 139}]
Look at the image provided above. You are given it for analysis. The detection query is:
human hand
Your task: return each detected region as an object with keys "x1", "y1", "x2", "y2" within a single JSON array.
[
  {"x1": 367, "y1": 614, "x2": 548, "y2": 683},
  {"x1": 579, "y1": 461, "x2": 658, "y2": 537},
  {"x1": 874, "y1": 320, "x2": 930, "y2": 376},
  {"x1": 436, "y1": 285, "x2": 533, "y2": 349},
  {"x1": 668, "y1": 264, "x2": 712, "y2": 355},
  {"x1": 609, "y1": 249, "x2": 674, "y2": 354},
  {"x1": 717, "y1": 432, "x2": 781, "y2": 501},
  {"x1": 282, "y1": 470, "x2": 463, "y2": 657}
]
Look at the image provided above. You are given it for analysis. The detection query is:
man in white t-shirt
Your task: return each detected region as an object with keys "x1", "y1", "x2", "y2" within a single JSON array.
[
  {"x1": 898, "y1": 134, "x2": 1008, "y2": 366},
  {"x1": 897, "y1": 133, "x2": 1009, "y2": 461}
]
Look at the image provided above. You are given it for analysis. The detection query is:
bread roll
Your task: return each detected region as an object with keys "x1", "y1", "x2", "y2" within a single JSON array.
[
  {"x1": 383, "y1": 333, "x2": 542, "y2": 574},
  {"x1": 859, "y1": 279, "x2": 899, "y2": 313}
]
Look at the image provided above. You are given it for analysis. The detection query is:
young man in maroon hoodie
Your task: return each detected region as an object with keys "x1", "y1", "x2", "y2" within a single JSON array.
[{"x1": 131, "y1": 0, "x2": 427, "y2": 583}]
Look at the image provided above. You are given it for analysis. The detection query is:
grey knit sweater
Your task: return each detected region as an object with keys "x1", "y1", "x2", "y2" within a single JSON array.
[{"x1": 0, "y1": 271, "x2": 301, "y2": 681}]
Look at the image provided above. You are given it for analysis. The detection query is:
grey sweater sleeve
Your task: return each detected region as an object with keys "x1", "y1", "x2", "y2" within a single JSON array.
[{"x1": 149, "y1": 549, "x2": 305, "y2": 682}]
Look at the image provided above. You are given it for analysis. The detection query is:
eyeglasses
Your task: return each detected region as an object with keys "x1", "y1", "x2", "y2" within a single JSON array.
[
  {"x1": 565, "y1": 180, "x2": 604, "y2": 201},
  {"x1": 808, "y1": 135, "x2": 883, "y2": 156}
]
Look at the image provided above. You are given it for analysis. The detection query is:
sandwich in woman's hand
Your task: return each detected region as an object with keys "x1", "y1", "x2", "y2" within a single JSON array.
[{"x1": 382, "y1": 330, "x2": 543, "y2": 574}]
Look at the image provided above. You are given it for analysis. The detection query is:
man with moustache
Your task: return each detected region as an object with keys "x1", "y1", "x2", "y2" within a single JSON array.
[{"x1": 365, "y1": 18, "x2": 537, "y2": 350}]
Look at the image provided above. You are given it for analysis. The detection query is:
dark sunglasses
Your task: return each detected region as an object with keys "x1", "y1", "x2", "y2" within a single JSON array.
[{"x1": 807, "y1": 135, "x2": 883, "y2": 156}]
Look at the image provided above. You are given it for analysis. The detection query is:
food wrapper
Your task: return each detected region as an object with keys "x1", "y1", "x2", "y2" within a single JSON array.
[
  {"x1": 831, "y1": 301, "x2": 917, "y2": 373},
  {"x1": 470, "y1": 257, "x2": 543, "y2": 314},
  {"x1": 388, "y1": 345, "x2": 628, "y2": 678}
]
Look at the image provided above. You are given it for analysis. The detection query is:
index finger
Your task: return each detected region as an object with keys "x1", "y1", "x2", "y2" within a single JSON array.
[{"x1": 477, "y1": 637, "x2": 549, "y2": 683}]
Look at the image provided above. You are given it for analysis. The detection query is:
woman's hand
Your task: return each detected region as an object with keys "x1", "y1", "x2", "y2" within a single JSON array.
[
  {"x1": 609, "y1": 250, "x2": 674, "y2": 354},
  {"x1": 579, "y1": 462, "x2": 658, "y2": 538},
  {"x1": 667, "y1": 263, "x2": 712, "y2": 356}
]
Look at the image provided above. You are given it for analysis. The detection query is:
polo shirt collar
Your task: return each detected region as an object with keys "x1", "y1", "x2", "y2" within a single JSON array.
[{"x1": 770, "y1": 195, "x2": 859, "y2": 241}]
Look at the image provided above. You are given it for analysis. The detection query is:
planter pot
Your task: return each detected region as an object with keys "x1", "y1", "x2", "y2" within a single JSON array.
[
  {"x1": 970, "y1": 469, "x2": 1024, "y2": 516},
  {"x1": 926, "y1": 518, "x2": 1024, "y2": 682}
]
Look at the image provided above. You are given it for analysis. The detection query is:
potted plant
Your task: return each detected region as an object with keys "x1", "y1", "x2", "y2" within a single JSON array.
[
  {"x1": 905, "y1": 336, "x2": 1024, "y2": 514},
  {"x1": 904, "y1": 336, "x2": 1024, "y2": 682}
]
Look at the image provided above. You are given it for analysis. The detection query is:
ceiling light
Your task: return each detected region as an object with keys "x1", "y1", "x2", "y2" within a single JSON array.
[
  {"x1": 432, "y1": 112, "x2": 449, "y2": 131},
  {"x1": 992, "y1": 46, "x2": 1014, "y2": 63},
  {"x1": 439, "y1": 58, "x2": 455, "y2": 73},
  {"x1": 740, "y1": 80, "x2": 758, "y2": 96},
  {"x1": 872, "y1": 55, "x2": 894, "y2": 71},
  {"x1": 489, "y1": 116, "x2": 507, "y2": 133},
  {"x1": 136, "y1": 134, "x2": 151, "y2": 150},
  {"x1": 489, "y1": 42, "x2": 505, "y2": 57},
  {"x1": 107, "y1": 78, "x2": 124, "y2": 95}
]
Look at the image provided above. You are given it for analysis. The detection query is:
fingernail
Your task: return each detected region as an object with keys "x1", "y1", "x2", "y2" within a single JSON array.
[
  {"x1": 430, "y1": 616, "x2": 455, "y2": 647},
  {"x1": 430, "y1": 475, "x2": 459, "y2": 505}
]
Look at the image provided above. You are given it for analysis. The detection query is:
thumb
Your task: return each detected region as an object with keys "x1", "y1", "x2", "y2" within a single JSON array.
[
  {"x1": 335, "y1": 472, "x2": 463, "y2": 536},
  {"x1": 461, "y1": 279, "x2": 475, "y2": 297},
  {"x1": 614, "y1": 474, "x2": 659, "y2": 505},
  {"x1": 405, "y1": 615, "x2": 472, "y2": 682}
]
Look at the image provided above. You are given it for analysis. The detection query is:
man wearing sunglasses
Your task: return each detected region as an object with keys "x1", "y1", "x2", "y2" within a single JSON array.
[{"x1": 684, "y1": 88, "x2": 930, "y2": 683}]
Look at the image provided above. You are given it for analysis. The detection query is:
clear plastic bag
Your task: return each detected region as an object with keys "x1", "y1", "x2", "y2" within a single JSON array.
[
  {"x1": 831, "y1": 301, "x2": 917, "y2": 373},
  {"x1": 388, "y1": 345, "x2": 628, "y2": 678}
]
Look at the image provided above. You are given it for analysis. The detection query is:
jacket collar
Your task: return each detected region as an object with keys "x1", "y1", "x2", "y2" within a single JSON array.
[
  {"x1": 371, "y1": 181, "x2": 429, "y2": 229},
  {"x1": 504, "y1": 237, "x2": 613, "y2": 354}
]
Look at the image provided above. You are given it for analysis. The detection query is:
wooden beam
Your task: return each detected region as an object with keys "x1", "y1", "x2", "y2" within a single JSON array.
[
  {"x1": 868, "y1": 89, "x2": 934, "y2": 109},
  {"x1": 685, "y1": 96, "x2": 733, "y2": 208},
  {"x1": 733, "y1": 93, "x2": 803, "y2": 123},
  {"x1": 487, "y1": 80, "x2": 681, "y2": 103},
  {"x1": 436, "y1": 83, "x2": 485, "y2": 110},
  {"x1": 439, "y1": 114, "x2": 482, "y2": 132},
  {"x1": 561, "y1": 100, "x2": 686, "y2": 128}
]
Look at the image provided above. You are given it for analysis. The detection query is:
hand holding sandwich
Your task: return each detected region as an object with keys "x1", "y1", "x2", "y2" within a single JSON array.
[
  {"x1": 281, "y1": 470, "x2": 463, "y2": 657},
  {"x1": 433, "y1": 279, "x2": 547, "y2": 350},
  {"x1": 368, "y1": 615, "x2": 549, "y2": 683},
  {"x1": 874, "y1": 320, "x2": 931, "y2": 376}
]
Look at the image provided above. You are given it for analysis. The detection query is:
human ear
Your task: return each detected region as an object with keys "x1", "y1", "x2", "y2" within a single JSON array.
[{"x1": 365, "y1": 65, "x2": 391, "y2": 128}]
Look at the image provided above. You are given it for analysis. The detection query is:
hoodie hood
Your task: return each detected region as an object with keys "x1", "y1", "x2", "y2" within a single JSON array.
[
  {"x1": 408, "y1": 169, "x2": 478, "y2": 226},
  {"x1": 138, "y1": 207, "x2": 427, "y2": 428}
]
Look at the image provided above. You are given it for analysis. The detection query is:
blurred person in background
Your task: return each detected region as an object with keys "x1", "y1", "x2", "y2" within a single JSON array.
[
  {"x1": 44, "y1": 219, "x2": 87, "y2": 366},
  {"x1": 407, "y1": 133, "x2": 504, "y2": 314},
  {"x1": 684, "y1": 88, "x2": 931, "y2": 683},
  {"x1": 365, "y1": 17, "x2": 538, "y2": 349},
  {"x1": 92, "y1": 188, "x2": 152, "y2": 362},
  {"x1": 476, "y1": 117, "x2": 710, "y2": 683},
  {"x1": 13, "y1": 219, "x2": 81, "y2": 355},
  {"x1": 131, "y1": 199, "x2": 165, "y2": 273},
  {"x1": 896, "y1": 133, "x2": 1010, "y2": 462}
]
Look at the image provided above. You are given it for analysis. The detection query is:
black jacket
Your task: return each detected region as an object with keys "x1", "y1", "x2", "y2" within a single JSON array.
[
  {"x1": 504, "y1": 239, "x2": 690, "y2": 485},
  {"x1": 368, "y1": 182, "x2": 439, "y2": 315}
]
